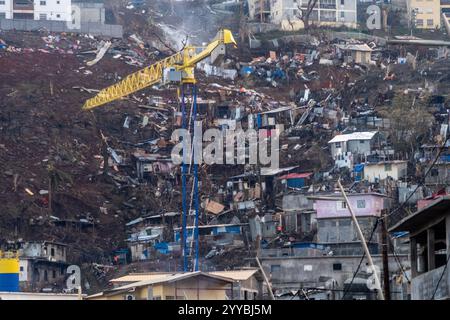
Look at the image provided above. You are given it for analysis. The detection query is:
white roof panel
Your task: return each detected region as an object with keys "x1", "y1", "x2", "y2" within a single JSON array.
[{"x1": 328, "y1": 131, "x2": 377, "y2": 144}]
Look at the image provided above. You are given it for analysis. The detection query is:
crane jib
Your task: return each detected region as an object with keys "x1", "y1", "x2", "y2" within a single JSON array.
[{"x1": 82, "y1": 29, "x2": 237, "y2": 111}]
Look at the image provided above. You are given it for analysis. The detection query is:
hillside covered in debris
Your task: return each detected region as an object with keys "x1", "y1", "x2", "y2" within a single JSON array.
[{"x1": 1, "y1": 0, "x2": 450, "y2": 299}]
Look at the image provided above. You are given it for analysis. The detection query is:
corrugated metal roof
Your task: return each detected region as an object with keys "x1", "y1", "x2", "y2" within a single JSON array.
[
  {"x1": 210, "y1": 269, "x2": 259, "y2": 281},
  {"x1": 328, "y1": 131, "x2": 377, "y2": 143},
  {"x1": 109, "y1": 272, "x2": 234, "y2": 292},
  {"x1": 278, "y1": 172, "x2": 313, "y2": 180},
  {"x1": 110, "y1": 273, "x2": 175, "y2": 283},
  {"x1": 336, "y1": 44, "x2": 373, "y2": 52}
]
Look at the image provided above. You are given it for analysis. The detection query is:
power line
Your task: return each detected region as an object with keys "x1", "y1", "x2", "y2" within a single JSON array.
[
  {"x1": 341, "y1": 218, "x2": 379, "y2": 300},
  {"x1": 387, "y1": 135, "x2": 450, "y2": 220},
  {"x1": 388, "y1": 235, "x2": 410, "y2": 283}
]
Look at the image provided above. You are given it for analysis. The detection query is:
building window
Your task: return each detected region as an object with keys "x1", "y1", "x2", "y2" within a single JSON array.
[
  {"x1": 56, "y1": 14, "x2": 61, "y2": 18},
  {"x1": 416, "y1": 19, "x2": 424, "y2": 27},
  {"x1": 333, "y1": 263, "x2": 342, "y2": 271},
  {"x1": 341, "y1": 201, "x2": 347, "y2": 209},
  {"x1": 340, "y1": 11, "x2": 345, "y2": 19},
  {"x1": 0, "y1": 13, "x2": 5, "y2": 19},
  {"x1": 427, "y1": 19, "x2": 434, "y2": 26},
  {"x1": 335, "y1": 142, "x2": 341, "y2": 148},
  {"x1": 340, "y1": 0, "x2": 344, "y2": 4},
  {"x1": 52, "y1": 270, "x2": 56, "y2": 279},
  {"x1": 153, "y1": 296, "x2": 161, "y2": 300},
  {"x1": 57, "y1": 0, "x2": 60, "y2": 3},
  {"x1": 359, "y1": 140, "x2": 365, "y2": 144},
  {"x1": 51, "y1": 248, "x2": 55, "y2": 257},
  {"x1": 20, "y1": 266, "x2": 24, "y2": 272},
  {"x1": 271, "y1": 265, "x2": 281, "y2": 274},
  {"x1": 39, "y1": 13, "x2": 47, "y2": 20},
  {"x1": 357, "y1": 199, "x2": 366, "y2": 208},
  {"x1": 0, "y1": 1, "x2": 5, "y2": 5},
  {"x1": 165, "y1": 296, "x2": 175, "y2": 300},
  {"x1": 384, "y1": 163, "x2": 392, "y2": 171},
  {"x1": 40, "y1": 1, "x2": 46, "y2": 5}
]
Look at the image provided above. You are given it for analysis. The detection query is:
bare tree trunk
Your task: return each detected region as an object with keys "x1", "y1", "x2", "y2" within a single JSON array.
[{"x1": 102, "y1": 140, "x2": 109, "y2": 178}]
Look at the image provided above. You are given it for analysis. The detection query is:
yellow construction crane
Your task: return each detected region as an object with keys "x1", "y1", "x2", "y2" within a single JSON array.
[
  {"x1": 82, "y1": 29, "x2": 237, "y2": 273},
  {"x1": 82, "y1": 29, "x2": 237, "y2": 110}
]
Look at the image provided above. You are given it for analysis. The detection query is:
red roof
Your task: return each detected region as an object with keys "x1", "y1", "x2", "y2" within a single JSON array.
[{"x1": 278, "y1": 172, "x2": 313, "y2": 180}]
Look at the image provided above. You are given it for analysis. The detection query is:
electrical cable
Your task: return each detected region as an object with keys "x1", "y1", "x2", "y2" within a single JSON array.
[
  {"x1": 387, "y1": 135, "x2": 450, "y2": 220},
  {"x1": 430, "y1": 253, "x2": 450, "y2": 300},
  {"x1": 341, "y1": 218, "x2": 379, "y2": 299}
]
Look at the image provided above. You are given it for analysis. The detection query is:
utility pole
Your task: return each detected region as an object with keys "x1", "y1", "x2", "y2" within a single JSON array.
[
  {"x1": 255, "y1": 256, "x2": 275, "y2": 300},
  {"x1": 381, "y1": 210, "x2": 391, "y2": 300},
  {"x1": 337, "y1": 179, "x2": 385, "y2": 300}
]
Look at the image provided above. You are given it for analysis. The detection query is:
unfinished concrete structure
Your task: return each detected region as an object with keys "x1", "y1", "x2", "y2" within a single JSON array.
[{"x1": 390, "y1": 196, "x2": 450, "y2": 300}]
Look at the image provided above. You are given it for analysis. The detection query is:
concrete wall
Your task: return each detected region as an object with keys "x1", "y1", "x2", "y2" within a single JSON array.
[
  {"x1": 347, "y1": 139, "x2": 372, "y2": 156},
  {"x1": 34, "y1": 0, "x2": 72, "y2": 21},
  {"x1": 260, "y1": 254, "x2": 410, "y2": 294},
  {"x1": 74, "y1": 2, "x2": 105, "y2": 24},
  {"x1": 364, "y1": 162, "x2": 408, "y2": 182},
  {"x1": 313, "y1": 194, "x2": 387, "y2": 219},
  {"x1": 425, "y1": 163, "x2": 450, "y2": 185},
  {"x1": 18, "y1": 259, "x2": 29, "y2": 282},
  {"x1": 317, "y1": 216, "x2": 381, "y2": 243},
  {"x1": 338, "y1": 0, "x2": 357, "y2": 24},
  {"x1": 0, "y1": 18, "x2": 123, "y2": 38},
  {"x1": 411, "y1": 265, "x2": 449, "y2": 299},
  {"x1": 21, "y1": 242, "x2": 66, "y2": 262},
  {"x1": 282, "y1": 193, "x2": 314, "y2": 211},
  {"x1": 408, "y1": 0, "x2": 441, "y2": 29},
  {"x1": 0, "y1": 0, "x2": 13, "y2": 19}
]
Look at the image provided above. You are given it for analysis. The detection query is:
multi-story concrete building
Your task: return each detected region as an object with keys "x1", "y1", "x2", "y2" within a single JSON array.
[
  {"x1": 442, "y1": 0, "x2": 450, "y2": 33},
  {"x1": 407, "y1": 0, "x2": 441, "y2": 29},
  {"x1": 0, "y1": 0, "x2": 72, "y2": 21},
  {"x1": 248, "y1": 0, "x2": 271, "y2": 22},
  {"x1": 255, "y1": 0, "x2": 357, "y2": 30}
]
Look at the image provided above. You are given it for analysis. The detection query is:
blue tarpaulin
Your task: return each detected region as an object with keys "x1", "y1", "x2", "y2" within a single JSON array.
[
  {"x1": 272, "y1": 68, "x2": 285, "y2": 79},
  {"x1": 287, "y1": 178, "x2": 306, "y2": 188},
  {"x1": 154, "y1": 242, "x2": 169, "y2": 254},
  {"x1": 353, "y1": 164, "x2": 364, "y2": 181},
  {"x1": 440, "y1": 155, "x2": 450, "y2": 162},
  {"x1": 240, "y1": 66, "x2": 254, "y2": 76}
]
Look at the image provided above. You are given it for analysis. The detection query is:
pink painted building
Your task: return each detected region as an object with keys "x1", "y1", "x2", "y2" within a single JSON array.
[{"x1": 308, "y1": 193, "x2": 392, "y2": 219}]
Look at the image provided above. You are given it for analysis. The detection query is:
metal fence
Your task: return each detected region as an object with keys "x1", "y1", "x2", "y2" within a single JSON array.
[{"x1": 0, "y1": 19, "x2": 123, "y2": 38}]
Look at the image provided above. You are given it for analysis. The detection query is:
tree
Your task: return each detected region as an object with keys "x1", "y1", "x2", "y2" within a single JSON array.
[
  {"x1": 295, "y1": 0, "x2": 319, "y2": 30},
  {"x1": 379, "y1": 95, "x2": 434, "y2": 157},
  {"x1": 47, "y1": 164, "x2": 73, "y2": 214}
]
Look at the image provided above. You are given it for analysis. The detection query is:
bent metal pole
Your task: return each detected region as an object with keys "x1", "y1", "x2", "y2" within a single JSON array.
[{"x1": 337, "y1": 179, "x2": 385, "y2": 300}]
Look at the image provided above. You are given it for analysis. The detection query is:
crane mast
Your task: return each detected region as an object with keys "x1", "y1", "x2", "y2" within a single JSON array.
[{"x1": 82, "y1": 29, "x2": 237, "y2": 272}]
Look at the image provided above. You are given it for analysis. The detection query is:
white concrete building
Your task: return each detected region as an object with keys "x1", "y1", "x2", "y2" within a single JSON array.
[
  {"x1": 263, "y1": 0, "x2": 358, "y2": 30},
  {"x1": 328, "y1": 131, "x2": 380, "y2": 169},
  {"x1": 0, "y1": 0, "x2": 72, "y2": 21}
]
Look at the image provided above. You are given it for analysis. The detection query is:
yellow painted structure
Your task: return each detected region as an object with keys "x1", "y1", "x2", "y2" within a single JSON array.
[{"x1": 86, "y1": 272, "x2": 234, "y2": 300}]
